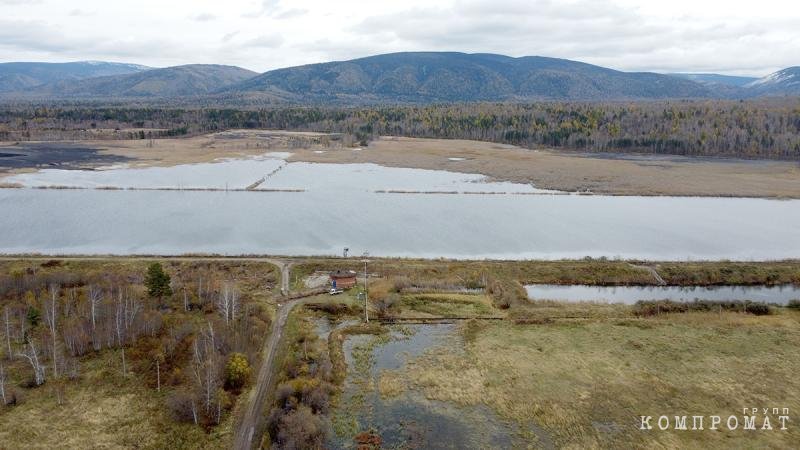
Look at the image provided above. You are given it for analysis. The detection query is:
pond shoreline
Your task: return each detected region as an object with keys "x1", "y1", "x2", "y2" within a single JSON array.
[{"x1": 526, "y1": 283, "x2": 800, "y2": 305}]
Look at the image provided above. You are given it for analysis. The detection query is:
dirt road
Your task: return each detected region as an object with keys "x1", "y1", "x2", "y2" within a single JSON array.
[{"x1": 233, "y1": 259, "x2": 293, "y2": 450}]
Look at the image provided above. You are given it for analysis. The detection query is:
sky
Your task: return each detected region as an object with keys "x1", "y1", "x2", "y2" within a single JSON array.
[{"x1": 1, "y1": 0, "x2": 798, "y2": 76}]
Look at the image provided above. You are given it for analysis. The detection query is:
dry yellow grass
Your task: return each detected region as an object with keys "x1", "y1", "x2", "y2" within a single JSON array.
[
  {"x1": 98, "y1": 130, "x2": 335, "y2": 168},
  {"x1": 0, "y1": 130, "x2": 340, "y2": 182},
  {"x1": 387, "y1": 309, "x2": 800, "y2": 448},
  {"x1": 290, "y1": 136, "x2": 800, "y2": 198},
  {"x1": 0, "y1": 351, "x2": 231, "y2": 449},
  {"x1": 4, "y1": 131, "x2": 798, "y2": 197}
]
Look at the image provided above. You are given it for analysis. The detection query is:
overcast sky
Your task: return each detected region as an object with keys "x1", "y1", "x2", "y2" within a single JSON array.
[{"x1": 1, "y1": 0, "x2": 798, "y2": 76}]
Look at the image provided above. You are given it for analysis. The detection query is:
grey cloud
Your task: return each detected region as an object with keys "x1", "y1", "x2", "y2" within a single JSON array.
[
  {"x1": 243, "y1": 34, "x2": 285, "y2": 48},
  {"x1": 274, "y1": 8, "x2": 308, "y2": 20},
  {"x1": 242, "y1": 0, "x2": 282, "y2": 18},
  {"x1": 242, "y1": 0, "x2": 304, "y2": 20},
  {"x1": 293, "y1": 38, "x2": 397, "y2": 62},
  {"x1": 191, "y1": 13, "x2": 218, "y2": 22},
  {"x1": 349, "y1": 0, "x2": 800, "y2": 74},
  {"x1": 222, "y1": 31, "x2": 240, "y2": 43},
  {"x1": 68, "y1": 9, "x2": 93, "y2": 17},
  {"x1": 0, "y1": 19, "x2": 189, "y2": 63}
]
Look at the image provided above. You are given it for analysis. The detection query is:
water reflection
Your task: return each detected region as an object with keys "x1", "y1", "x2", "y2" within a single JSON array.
[{"x1": 525, "y1": 284, "x2": 800, "y2": 305}]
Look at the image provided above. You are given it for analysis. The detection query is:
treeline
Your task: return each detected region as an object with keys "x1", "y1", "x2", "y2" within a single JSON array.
[
  {"x1": 0, "y1": 261, "x2": 272, "y2": 430},
  {"x1": 1, "y1": 99, "x2": 799, "y2": 159}
]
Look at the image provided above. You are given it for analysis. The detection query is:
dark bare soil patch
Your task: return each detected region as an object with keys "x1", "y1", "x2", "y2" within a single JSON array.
[{"x1": 0, "y1": 142, "x2": 131, "y2": 170}]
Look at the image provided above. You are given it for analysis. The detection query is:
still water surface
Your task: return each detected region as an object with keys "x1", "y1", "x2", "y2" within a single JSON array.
[
  {"x1": 525, "y1": 284, "x2": 800, "y2": 304},
  {"x1": 1, "y1": 188, "x2": 798, "y2": 259}
]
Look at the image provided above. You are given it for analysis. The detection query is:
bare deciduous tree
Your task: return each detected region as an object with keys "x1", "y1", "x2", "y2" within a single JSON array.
[
  {"x1": 0, "y1": 363, "x2": 7, "y2": 405},
  {"x1": 217, "y1": 283, "x2": 239, "y2": 326},
  {"x1": 44, "y1": 284, "x2": 60, "y2": 378},
  {"x1": 18, "y1": 337, "x2": 45, "y2": 386},
  {"x1": 3, "y1": 306, "x2": 11, "y2": 358},
  {"x1": 88, "y1": 285, "x2": 102, "y2": 351}
]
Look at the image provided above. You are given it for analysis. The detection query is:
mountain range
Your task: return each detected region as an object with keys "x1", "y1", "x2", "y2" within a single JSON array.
[
  {"x1": 743, "y1": 67, "x2": 800, "y2": 96},
  {"x1": 0, "y1": 53, "x2": 797, "y2": 104},
  {"x1": 0, "y1": 61, "x2": 150, "y2": 93},
  {"x1": 29, "y1": 64, "x2": 256, "y2": 98}
]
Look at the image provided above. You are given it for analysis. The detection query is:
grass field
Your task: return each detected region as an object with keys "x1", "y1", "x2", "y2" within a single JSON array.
[
  {"x1": 384, "y1": 308, "x2": 800, "y2": 448},
  {"x1": 2, "y1": 257, "x2": 798, "y2": 448},
  {"x1": 0, "y1": 350, "x2": 233, "y2": 449},
  {"x1": 290, "y1": 136, "x2": 800, "y2": 198},
  {"x1": 291, "y1": 258, "x2": 800, "y2": 292},
  {"x1": 399, "y1": 293, "x2": 499, "y2": 317},
  {"x1": 5, "y1": 132, "x2": 799, "y2": 198},
  {"x1": 0, "y1": 258, "x2": 280, "y2": 449}
]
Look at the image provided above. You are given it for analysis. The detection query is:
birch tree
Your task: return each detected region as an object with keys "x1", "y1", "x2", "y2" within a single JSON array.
[
  {"x1": 3, "y1": 306, "x2": 11, "y2": 358},
  {"x1": 0, "y1": 363, "x2": 6, "y2": 405},
  {"x1": 190, "y1": 325, "x2": 221, "y2": 421},
  {"x1": 44, "y1": 284, "x2": 59, "y2": 378},
  {"x1": 217, "y1": 283, "x2": 239, "y2": 326},
  {"x1": 18, "y1": 337, "x2": 45, "y2": 386},
  {"x1": 115, "y1": 288, "x2": 126, "y2": 347},
  {"x1": 88, "y1": 285, "x2": 102, "y2": 351}
]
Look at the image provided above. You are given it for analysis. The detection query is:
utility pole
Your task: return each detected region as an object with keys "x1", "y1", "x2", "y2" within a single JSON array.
[{"x1": 362, "y1": 252, "x2": 370, "y2": 323}]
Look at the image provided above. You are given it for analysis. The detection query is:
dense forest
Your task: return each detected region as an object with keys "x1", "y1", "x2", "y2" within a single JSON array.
[{"x1": 1, "y1": 99, "x2": 799, "y2": 159}]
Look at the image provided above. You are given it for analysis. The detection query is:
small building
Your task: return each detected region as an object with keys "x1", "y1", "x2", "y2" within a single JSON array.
[{"x1": 330, "y1": 269, "x2": 357, "y2": 289}]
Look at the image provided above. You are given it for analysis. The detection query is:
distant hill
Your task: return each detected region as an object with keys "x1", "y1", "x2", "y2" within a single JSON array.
[
  {"x1": 668, "y1": 73, "x2": 757, "y2": 87},
  {"x1": 1, "y1": 53, "x2": 798, "y2": 103},
  {"x1": 227, "y1": 52, "x2": 712, "y2": 102},
  {"x1": 745, "y1": 67, "x2": 800, "y2": 96},
  {"x1": 26, "y1": 65, "x2": 258, "y2": 98},
  {"x1": 0, "y1": 61, "x2": 150, "y2": 93}
]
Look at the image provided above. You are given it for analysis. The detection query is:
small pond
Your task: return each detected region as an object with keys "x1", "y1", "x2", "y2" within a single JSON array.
[
  {"x1": 327, "y1": 323, "x2": 544, "y2": 449},
  {"x1": 525, "y1": 284, "x2": 800, "y2": 305}
]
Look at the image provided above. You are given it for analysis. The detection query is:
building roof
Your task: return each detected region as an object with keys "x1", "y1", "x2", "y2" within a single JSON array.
[{"x1": 330, "y1": 269, "x2": 357, "y2": 278}]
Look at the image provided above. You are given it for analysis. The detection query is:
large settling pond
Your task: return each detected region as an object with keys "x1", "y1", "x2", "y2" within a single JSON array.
[
  {"x1": 1, "y1": 158, "x2": 799, "y2": 259},
  {"x1": 323, "y1": 322, "x2": 545, "y2": 449},
  {"x1": 525, "y1": 284, "x2": 800, "y2": 305}
]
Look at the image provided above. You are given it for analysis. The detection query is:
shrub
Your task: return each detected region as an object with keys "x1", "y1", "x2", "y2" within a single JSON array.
[
  {"x1": 224, "y1": 353, "x2": 251, "y2": 390},
  {"x1": 787, "y1": 299, "x2": 800, "y2": 310},
  {"x1": 374, "y1": 293, "x2": 399, "y2": 318},
  {"x1": 485, "y1": 277, "x2": 525, "y2": 309},
  {"x1": 745, "y1": 302, "x2": 771, "y2": 316},
  {"x1": 633, "y1": 300, "x2": 772, "y2": 317},
  {"x1": 305, "y1": 303, "x2": 354, "y2": 315},
  {"x1": 166, "y1": 390, "x2": 197, "y2": 423},
  {"x1": 275, "y1": 405, "x2": 328, "y2": 450},
  {"x1": 305, "y1": 384, "x2": 332, "y2": 415},
  {"x1": 354, "y1": 430, "x2": 382, "y2": 448}
]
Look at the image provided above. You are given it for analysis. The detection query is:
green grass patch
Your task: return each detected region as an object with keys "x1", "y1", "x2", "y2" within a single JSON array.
[{"x1": 401, "y1": 293, "x2": 496, "y2": 317}]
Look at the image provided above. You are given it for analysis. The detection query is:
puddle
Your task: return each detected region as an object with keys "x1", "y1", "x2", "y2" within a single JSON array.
[
  {"x1": 264, "y1": 151, "x2": 293, "y2": 159},
  {"x1": 330, "y1": 324, "x2": 544, "y2": 449},
  {"x1": 312, "y1": 316, "x2": 358, "y2": 341}
]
